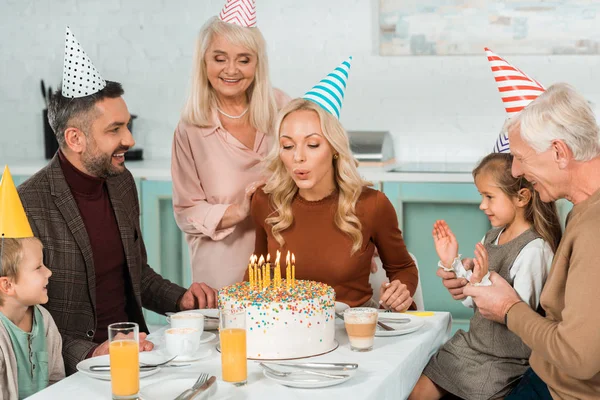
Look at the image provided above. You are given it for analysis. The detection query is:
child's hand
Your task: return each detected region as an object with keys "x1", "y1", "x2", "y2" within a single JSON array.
[
  {"x1": 462, "y1": 258, "x2": 475, "y2": 271},
  {"x1": 471, "y1": 243, "x2": 489, "y2": 284},
  {"x1": 432, "y1": 220, "x2": 459, "y2": 268}
]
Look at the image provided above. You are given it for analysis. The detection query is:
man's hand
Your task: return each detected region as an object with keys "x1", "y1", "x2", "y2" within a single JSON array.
[
  {"x1": 436, "y1": 268, "x2": 468, "y2": 300},
  {"x1": 92, "y1": 332, "x2": 154, "y2": 357},
  {"x1": 379, "y1": 280, "x2": 413, "y2": 312},
  {"x1": 463, "y1": 272, "x2": 522, "y2": 324},
  {"x1": 178, "y1": 282, "x2": 218, "y2": 310}
]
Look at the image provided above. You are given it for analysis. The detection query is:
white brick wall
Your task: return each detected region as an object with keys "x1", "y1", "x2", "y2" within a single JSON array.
[{"x1": 2, "y1": 0, "x2": 600, "y2": 163}]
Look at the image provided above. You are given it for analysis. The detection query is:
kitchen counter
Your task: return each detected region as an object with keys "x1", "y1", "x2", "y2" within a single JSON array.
[{"x1": 2, "y1": 157, "x2": 476, "y2": 183}]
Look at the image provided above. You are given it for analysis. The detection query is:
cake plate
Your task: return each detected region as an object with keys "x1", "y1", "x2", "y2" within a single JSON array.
[{"x1": 216, "y1": 339, "x2": 339, "y2": 361}]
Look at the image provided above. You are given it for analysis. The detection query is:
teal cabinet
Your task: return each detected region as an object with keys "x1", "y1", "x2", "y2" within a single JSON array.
[{"x1": 140, "y1": 179, "x2": 190, "y2": 325}]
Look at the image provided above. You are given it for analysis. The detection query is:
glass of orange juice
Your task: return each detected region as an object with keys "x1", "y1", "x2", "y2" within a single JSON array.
[
  {"x1": 220, "y1": 307, "x2": 247, "y2": 386},
  {"x1": 108, "y1": 322, "x2": 139, "y2": 399}
]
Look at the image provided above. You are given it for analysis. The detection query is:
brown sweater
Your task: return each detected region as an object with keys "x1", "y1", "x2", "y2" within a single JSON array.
[
  {"x1": 508, "y1": 187, "x2": 600, "y2": 399},
  {"x1": 250, "y1": 187, "x2": 418, "y2": 308}
]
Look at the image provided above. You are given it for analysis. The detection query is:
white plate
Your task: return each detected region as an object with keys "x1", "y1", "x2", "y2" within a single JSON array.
[
  {"x1": 158, "y1": 346, "x2": 213, "y2": 363},
  {"x1": 139, "y1": 378, "x2": 221, "y2": 400},
  {"x1": 334, "y1": 301, "x2": 350, "y2": 314},
  {"x1": 262, "y1": 367, "x2": 353, "y2": 388},
  {"x1": 166, "y1": 309, "x2": 219, "y2": 330},
  {"x1": 77, "y1": 354, "x2": 160, "y2": 381},
  {"x1": 375, "y1": 312, "x2": 425, "y2": 337}
]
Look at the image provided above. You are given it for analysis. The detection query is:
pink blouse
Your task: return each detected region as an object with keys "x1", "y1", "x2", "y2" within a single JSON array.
[{"x1": 171, "y1": 90, "x2": 291, "y2": 289}]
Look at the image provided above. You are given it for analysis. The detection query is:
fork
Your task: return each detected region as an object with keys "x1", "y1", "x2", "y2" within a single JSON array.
[
  {"x1": 174, "y1": 372, "x2": 209, "y2": 400},
  {"x1": 260, "y1": 363, "x2": 349, "y2": 380}
]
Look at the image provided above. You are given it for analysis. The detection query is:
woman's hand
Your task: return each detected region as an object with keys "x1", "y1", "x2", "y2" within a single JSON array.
[
  {"x1": 471, "y1": 243, "x2": 489, "y2": 284},
  {"x1": 217, "y1": 180, "x2": 264, "y2": 230},
  {"x1": 379, "y1": 280, "x2": 413, "y2": 312},
  {"x1": 432, "y1": 220, "x2": 459, "y2": 268},
  {"x1": 239, "y1": 180, "x2": 264, "y2": 218}
]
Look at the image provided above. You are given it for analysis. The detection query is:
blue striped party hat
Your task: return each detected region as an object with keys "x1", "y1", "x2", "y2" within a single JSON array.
[{"x1": 303, "y1": 57, "x2": 352, "y2": 119}]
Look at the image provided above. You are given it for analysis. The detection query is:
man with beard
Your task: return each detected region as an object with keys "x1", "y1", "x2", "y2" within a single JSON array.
[{"x1": 17, "y1": 27, "x2": 218, "y2": 375}]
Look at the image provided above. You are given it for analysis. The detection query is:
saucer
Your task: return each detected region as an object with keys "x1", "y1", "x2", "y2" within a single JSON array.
[
  {"x1": 198, "y1": 331, "x2": 217, "y2": 344},
  {"x1": 374, "y1": 312, "x2": 425, "y2": 337},
  {"x1": 159, "y1": 347, "x2": 212, "y2": 363},
  {"x1": 77, "y1": 354, "x2": 160, "y2": 381}
]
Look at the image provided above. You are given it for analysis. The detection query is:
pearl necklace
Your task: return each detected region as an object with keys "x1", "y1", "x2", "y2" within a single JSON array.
[{"x1": 217, "y1": 107, "x2": 249, "y2": 119}]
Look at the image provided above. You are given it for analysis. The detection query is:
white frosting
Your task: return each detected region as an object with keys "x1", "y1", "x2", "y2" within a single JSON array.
[{"x1": 219, "y1": 281, "x2": 336, "y2": 360}]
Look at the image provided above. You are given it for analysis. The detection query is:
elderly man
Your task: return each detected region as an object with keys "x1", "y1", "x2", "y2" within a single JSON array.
[
  {"x1": 442, "y1": 83, "x2": 600, "y2": 399},
  {"x1": 18, "y1": 28, "x2": 218, "y2": 375}
]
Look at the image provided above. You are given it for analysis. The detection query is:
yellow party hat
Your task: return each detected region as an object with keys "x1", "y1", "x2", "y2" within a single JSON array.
[{"x1": 0, "y1": 165, "x2": 34, "y2": 239}]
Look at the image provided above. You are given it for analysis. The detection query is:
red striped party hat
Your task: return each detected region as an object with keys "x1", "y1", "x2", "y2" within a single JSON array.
[
  {"x1": 485, "y1": 47, "x2": 545, "y2": 152},
  {"x1": 219, "y1": 0, "x2": 257, "y2": 27}
]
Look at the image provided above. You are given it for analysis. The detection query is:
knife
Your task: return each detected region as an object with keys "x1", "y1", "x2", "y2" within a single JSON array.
[
  {"x1": 259, "y1": 361, "x2": 358, "y2": 371},
  {"x1": 185, "y1": 375, "x2": 216, "y2": 400}
]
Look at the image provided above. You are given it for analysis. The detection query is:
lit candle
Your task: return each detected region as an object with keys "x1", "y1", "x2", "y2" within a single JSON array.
[
  {"x1": 291, "y1": 253, "x2": 296, "y2": 287},
  {"x1": 259, "y1": 255, "x2": 265, "y2": 290},
  {"x1": 266, "y1": 253, "x2": 271, "y2": 288},
  {"x1": 275, "y1": 250, "x2": 281, "y2": 288},
  {"x1": 286, "y1": 251, "x2": 291, "y2": 289},
  {"x1": 252, "y1": 255, "x2": 258, "y2": 288},
  {"x1": 257, "y1": 266, "x2": 262, "y2": 291},
  {"x1": 248, "y1": 254, "x2": 254, "y2": 287}
]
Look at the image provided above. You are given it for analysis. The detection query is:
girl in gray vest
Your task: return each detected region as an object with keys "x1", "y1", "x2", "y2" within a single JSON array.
[{"x1": 409, "y1": 153, "x2": 562, "y2": 400}]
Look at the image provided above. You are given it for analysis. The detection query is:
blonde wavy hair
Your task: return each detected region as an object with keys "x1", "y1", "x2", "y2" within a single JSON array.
[
  {"x1": 181, "y1": 17, "x2": 277, "y2": 134},
  {"x1": 263, "y1": 99, "x2": 371, "y2": 255}
]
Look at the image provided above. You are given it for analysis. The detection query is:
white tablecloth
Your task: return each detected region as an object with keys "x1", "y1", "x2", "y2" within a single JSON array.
[{"x1": 28, "y1": 312, "x2": 451, "y2": 400}]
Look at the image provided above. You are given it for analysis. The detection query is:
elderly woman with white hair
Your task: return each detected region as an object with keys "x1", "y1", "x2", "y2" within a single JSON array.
[
  {"x1": 171, "y1": 1, "x2": 290, "y2": 289},
  {"x1": 461, "y1": 83, "x2": 600, "y2": 399}
]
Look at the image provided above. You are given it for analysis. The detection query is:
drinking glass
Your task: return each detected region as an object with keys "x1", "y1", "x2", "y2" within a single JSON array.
[
  {"x1": 219, "y1": 308, "x2": 247, "y2": 386},
  {"x1": 108, "y1": 322, "x2": 139, "y2": 399}
]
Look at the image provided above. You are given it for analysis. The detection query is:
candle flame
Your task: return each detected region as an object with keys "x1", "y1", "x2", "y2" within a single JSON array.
[
  {"x1": 286, "y1": 251, "x2": 290, "y2": 266},
  {"x1": 275, "y1": 250, "x2": 281, "y2": 264},
  {"x1": 291, "y1": 253, "x2": 295, "y2": 265},
  {"x1": 266, "y1": 253, "x2": 271, "y2": 262},
  {"x1": 258, "y1": 255, "x2": 265, "y2": 266}
]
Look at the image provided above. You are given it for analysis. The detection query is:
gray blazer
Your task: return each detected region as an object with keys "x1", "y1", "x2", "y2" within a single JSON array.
[{"x1": 18, "y1": 154, "x2": 186, "y2": 375}]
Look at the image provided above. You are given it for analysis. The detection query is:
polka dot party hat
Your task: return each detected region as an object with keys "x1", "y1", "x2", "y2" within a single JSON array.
[
  {"x1": 61, "y1": 26, "x2": 106, "y2": 98},
  {"x1": 485, "y1": 47, "x2": 545, "y2": 153},
  {"x1": 303, "y1": 57, "x2": 352, "y2": 120},
  {"x1": 219, "y1": 0, "x2": 257, "y2": 27}
]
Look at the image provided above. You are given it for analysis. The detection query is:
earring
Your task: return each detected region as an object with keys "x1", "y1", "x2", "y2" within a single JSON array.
[{"x1": 333, "y1": 153, "x2": 339, "y2": 160}]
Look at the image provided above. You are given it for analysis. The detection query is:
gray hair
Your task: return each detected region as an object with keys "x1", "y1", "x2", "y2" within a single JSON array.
[
  {"x1": 47, "y1": 81, "x2": 124, "y2": 147},
  {"x1": 509, "y1": 83, "x2": 600, "y2": 161}
]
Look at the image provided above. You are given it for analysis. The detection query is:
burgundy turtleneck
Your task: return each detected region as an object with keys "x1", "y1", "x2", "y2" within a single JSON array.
[{"x1": 58, "y1": 150, "x2": 129, "y2": 344}]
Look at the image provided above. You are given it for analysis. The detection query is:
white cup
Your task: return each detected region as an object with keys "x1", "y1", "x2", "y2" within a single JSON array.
[
  {"x1": 169, "y1": 312, "x2": 205, "y2": 333},
  {"x1": 165, "y1": 328, "x2": 201, "y2": 358}
]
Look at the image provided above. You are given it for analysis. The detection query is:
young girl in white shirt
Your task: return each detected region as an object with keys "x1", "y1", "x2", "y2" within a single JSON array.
[{"x1": 409, "y1": 152, "x2": 562, "y2": 400}]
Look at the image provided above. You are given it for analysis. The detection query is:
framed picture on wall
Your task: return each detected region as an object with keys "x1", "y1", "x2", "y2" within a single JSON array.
[{"x1": 379, "y1": 0, "x2": 600, "y2": 56}]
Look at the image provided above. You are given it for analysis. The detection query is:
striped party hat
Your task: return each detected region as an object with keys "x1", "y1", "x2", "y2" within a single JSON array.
[
  {"x1": 219, "y1": 0, "x2": 257, "y2": 27},
  {"x1": 485, "y1": 48, "x2": 545, "y2": 153},
  {"x1": 303, "y1": 57, "x2": 352, "y2": 119},
  {"x1": 62, "y1": 27, "x2": 106, "y2": 98}
]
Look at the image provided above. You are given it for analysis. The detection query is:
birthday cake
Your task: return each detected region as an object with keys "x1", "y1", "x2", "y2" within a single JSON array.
[{"x1": 218, "y1": 254, "x2": 336, "y2": 360}]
